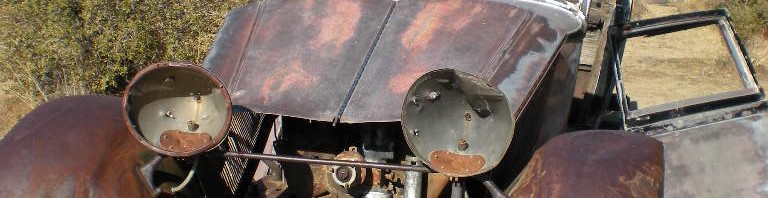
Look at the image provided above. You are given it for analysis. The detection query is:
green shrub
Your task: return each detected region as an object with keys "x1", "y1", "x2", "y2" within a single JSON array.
[
  {"x1": 720, "y1": 0, "x2": 768, "y2": 42},
  {"x1": 0, "y1": 0, "x2": 249, "y2": 106}
]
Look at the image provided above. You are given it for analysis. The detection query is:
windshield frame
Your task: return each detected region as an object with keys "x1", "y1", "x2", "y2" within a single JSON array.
[{"x1": 611, "y1": 9, "x2": 763, "y2": 128}]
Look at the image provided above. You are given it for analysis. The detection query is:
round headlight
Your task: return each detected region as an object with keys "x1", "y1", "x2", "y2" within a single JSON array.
[
  {"x1": 122, "y1": 62, "x2": 231, "y2": 157},
  {"x1": 401, "y1": 69, "x2": 514, "y2": 177}
]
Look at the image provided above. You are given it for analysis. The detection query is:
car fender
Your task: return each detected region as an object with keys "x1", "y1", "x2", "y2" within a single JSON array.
[
  {"x1": 507, "y1": 130, "x2": 664, "y2": 197},
  {"x1": 0, "y1": 96, "x2": 155, "y2": 197}
]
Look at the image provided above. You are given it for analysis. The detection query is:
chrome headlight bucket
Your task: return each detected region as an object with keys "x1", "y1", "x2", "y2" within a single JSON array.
[
  {"x1": 122, "y1": 62, "x2": 232, "y2": 157},
  {"x1": 401, "y1": 69, "x2": 514, "y2": 177}
]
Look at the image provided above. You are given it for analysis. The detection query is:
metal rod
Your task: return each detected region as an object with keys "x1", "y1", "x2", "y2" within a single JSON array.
[
  {"x1": 479, "y1": 179, "x2": 508, "y2": 198},
  {"x1": 262, "y1": 160, "x2": 283, "y2": 181},
  {"x1": 450, "y1": 179, "x2": 464, "y2": 198},
  {"x1": 403, "y1": 156, "x2": 424, "y2": 198},
  {"x1": 138, "y1": 155, "x2": 163, "y2": 197},
  {"x1": 223, "y1": 152, "x2": 434, "y2": 173},
  {"x1": 171, "y1": 156, "x2": 199, "y2": 193}
]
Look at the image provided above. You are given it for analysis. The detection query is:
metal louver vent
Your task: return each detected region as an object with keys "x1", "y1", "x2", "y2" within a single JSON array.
[{"x1": 209, "y1": 106, "x2": 274, "y2": 197}]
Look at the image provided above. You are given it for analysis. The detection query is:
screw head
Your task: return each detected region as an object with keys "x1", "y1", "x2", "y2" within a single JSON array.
[
  {"x1": 163, "y1": 76, "x2": 175, "y2": 83},
  {"x1": 187, "y1": 121, "x2": 199, "y2": 131},
  {"x1": 458, "y1": 139, "x2": 469, "y2": 151},
  {"x1": 427, "y1": 91, "x2": 440, "y2": 101}
]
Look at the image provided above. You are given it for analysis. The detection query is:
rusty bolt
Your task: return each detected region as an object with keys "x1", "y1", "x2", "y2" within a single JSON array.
[
  {"x1": 410, "y1": 97, "x2": 420, "y2": 106},
  {"x1": 458, "y1": 139, "x2": 469, "y2": 151},
  {"x1": 164, "y1": 111, "x2": 176, "y2": 119},
  {"x1": 427, "y1": 91, "x2": 440, "y2": 101},
  {"x1": 163, "y1": 76, "x2": 175, "y2": 84},
  {"x1": 193, "y1": 93, "x2": 202, "y2": 103},
  {"x1": 187, "y1": 121, "x2": 199, "y2": 131},
  {"x1": 335, "y1": 166, "x2": 353, "y2": 183}
]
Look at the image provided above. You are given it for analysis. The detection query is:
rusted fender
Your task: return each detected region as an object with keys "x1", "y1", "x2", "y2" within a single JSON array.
[
  {"x1": 507, "y1": 130, "x2": 663, "y2": 198},
  {"x1": 0, "y1": 96, "x2": 154, "y2": 197}
]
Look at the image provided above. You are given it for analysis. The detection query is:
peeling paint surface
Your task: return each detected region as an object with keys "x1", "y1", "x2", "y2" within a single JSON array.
[
  {"x1": 204, "y1": 0, "x2": 583, "y2": 123},
  {"x1": 507, "y1": 131, "x2": 663, "y2": 198},
  {"x1": 655, "y1": 113, "x2": 768, "y2": 197}
]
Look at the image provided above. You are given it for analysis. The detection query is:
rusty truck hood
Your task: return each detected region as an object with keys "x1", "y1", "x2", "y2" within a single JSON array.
[{"x1": 203, "y1": 0, "x2": 583, "y2": 123}]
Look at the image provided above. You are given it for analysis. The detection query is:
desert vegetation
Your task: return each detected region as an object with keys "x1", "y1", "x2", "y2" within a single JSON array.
[{"x1": 0, "y1": 0, "x2": 249, "y2": 136}]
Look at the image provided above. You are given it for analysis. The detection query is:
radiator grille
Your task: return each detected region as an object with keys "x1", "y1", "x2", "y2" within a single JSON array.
[{"x1": 215, "y1": 106, "x2": 274, "y2": 196}]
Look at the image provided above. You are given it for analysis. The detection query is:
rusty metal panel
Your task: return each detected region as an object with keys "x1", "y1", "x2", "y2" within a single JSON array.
[
  {"x1": 205, "y1": 0, "x2": 582, "y2": 123},
  {"x1": 491, "y1": 38, "x2": 583, "y2": 189},
  {"x1": 204, "y1": 0, "x2": 394, "y2": 122},
  {"x1": 341, "y1": 0, "x2": 583, "y2": 122},
  {"x1": 0, "y1": 96, "x2": 155, "y2": 197},
  {"x1": 507, "y1": 130, "x2": 664, "y2": 198},
  {"x1": 654, "y1": 113, "x2": 768, "y2": 197}
]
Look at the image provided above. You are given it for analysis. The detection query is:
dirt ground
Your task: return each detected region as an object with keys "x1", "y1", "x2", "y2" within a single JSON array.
[
  {"x1": 0, "y1": 92, "x2": 30, "y2": 139},
  {"x1": 0, "y1": 81, "x2": 32, "y2": 139}
]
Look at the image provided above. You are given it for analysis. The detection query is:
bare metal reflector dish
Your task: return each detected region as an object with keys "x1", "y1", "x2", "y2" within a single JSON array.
[
  {"x1": 401, "y1": 69, "x2": 514, "y2": 177},
  {"x1": 123, "y1": 62, "x2": 232, "y2": 157}
]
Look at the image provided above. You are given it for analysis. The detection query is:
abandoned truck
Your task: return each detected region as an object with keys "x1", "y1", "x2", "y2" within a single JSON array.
[{"x1": 0, "y1": 0, "x2": 763, "y2": 197}]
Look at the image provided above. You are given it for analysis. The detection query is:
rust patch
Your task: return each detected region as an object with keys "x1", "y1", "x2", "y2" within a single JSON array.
[
  {"x1": 449, "y1": 5, "x2": 484, "y2": 31},
  {"x1": 427, "y1": 173, "x2": 450, "y2": 198},
  {"x1": 388, "y1": 66, "x2": 427, "y2": 94},
  {"x1": 400, "y1": 2, "x2": 489, "y2": 52},
  {"x1": 428, "y1": 150, "x2": 485, "y2": 176},
  {"x1": 370, "y1": 168, "x2": 382, "y2": 187},
  {"x1": 310, "y1": 0, "x2": 361, "y2": 51},
  {"x1": 260, "y1": 61, "x2": 318, "y2": 103},
  {"x1": 401, "y1": 1, "x2": 460, "y2": 51},
  {"x1": 159, "y1": 130, "x2": 212, "y2": 153},
  {"x1": 390, "y1": 2, "x2": 489, "y2": 95},
  {"x1": 618, "y1": 163, "x2": 664, "y2": 198},
  {"x1": 507, "y1": 131, "x2": 663, "y2": 198},
  {"x1": 301, "y1": 0, "x2": 316, "y2": 19},
  {"x1": 310, "y1": 164, "x2": 328, "y2": 197},
  {"x1": 341, "y1": 0, "x2": 561, "y2": 122}
]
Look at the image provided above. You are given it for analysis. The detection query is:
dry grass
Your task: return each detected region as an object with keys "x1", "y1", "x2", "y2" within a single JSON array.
[
  {"x1": 622, "y1": 23, "x2": 745, "y2": 107},
  {"x1": 0, "y1": 1, "x2": 249, "y2": 139},
  {"x1": 744, "y1": 38, "x2": 768, "y2": 88},
  {"x1": 0, "y1": 96, "x2": 32, "y2": 138}
]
